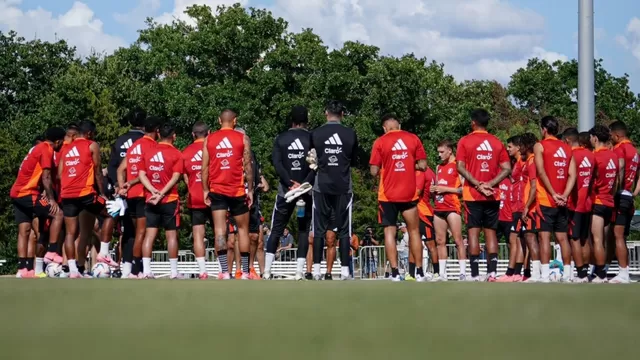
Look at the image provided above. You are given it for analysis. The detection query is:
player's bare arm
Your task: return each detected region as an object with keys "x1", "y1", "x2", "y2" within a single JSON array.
[
  {"x1": 138, "y1": 170, "x2": 158, "y2": 194},
  {"x1": 41, "y1": 168, "x2": 59, "y2": 215},
  {"x1": 243, "y1": 134, "x2": 254, "y2": 206},
  {"x1": 618, "y1": 157, "x2": 625, "y2": 192},
  {"x1": 201, "y1": 137, "x2": 210, "y2": 204},
  {"x1": 456, "y1": 161, "x2": 480, "y2": 187},
  {"x1": 431, "y1": 185, "x2": 462, "y2": 195},
  {"x1": 487, "y1": 161, "x2": 511, "y2": 188},
  {"x1": 416, "y1": 159, "x2": 427, "y2": 171},
  {"x1": 370, "y1": 165, "x2": 380, "y2": 177},
  {"x1": 117, "y1": 158, "x2": 128, "y2": 189},
  {"x1": 159, "y1": 172, "x2": 182, "y2": 197},
  {"x1": 521, "y1": 179, "x2": 537, "y2": 224},
  {"x1": 260, "y1": 175, "x2": 269, "y2": 192},
  {"x1": 533, "y1": 143, "x2": 557, "y2": 198},
  {"x1": 91, "y1": 142, "x2": 106, "y2": 197},
  {"x1": 561, "y1": 156, "x2": 577, "y2": 200}
]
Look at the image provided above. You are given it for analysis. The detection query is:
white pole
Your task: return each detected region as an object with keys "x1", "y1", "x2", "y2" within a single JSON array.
[{"x1": 578, "y1": 0, "x2": 595, "y2": 131}]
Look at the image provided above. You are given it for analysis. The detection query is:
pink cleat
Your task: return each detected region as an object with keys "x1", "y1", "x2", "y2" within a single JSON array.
[
  {"x1": 486, "y1": 275, "x2": 498, "y2": 282},
  {"x1": 127, "y1": 274, "x2": 140, "y2": 279},
  {"x1": 199, "y1": 273, "x2": 209, "y2": 280},
  {"x1": 512, "y1": 275, "x2": 524, "y2": 282},
  {"x1": 249, "y1": 268, "x2": 261, "y2": 280},
  {"x1": 218, "y1": 272, "x2": 231, "y2": 280},
  {"x1": 15, "y1": 268, "x2": 28, "y2": 278},
  {"x1": 44, "y1": 252, "x2": 63, "y2": 264},
  {"x1": 170, "y1": 273, "x2": 184, "y2": 280},
  {"x1": 24, "y1": 270, "x2": 36, "y2": 278},
  {"x1": 496, "y1": 275, "x2": 514, "y2": 282},
  {"x1": 97, "y1": 254, "x2": 119, "y2": 267},
  {"x1": 69, "y1": 272, "x2": 83, "y2": 279},
  {"x1": 240, "y1": 272, "x2": 250, "y2": 280},
  {"x1": 142, "y1": 273, "x2": 155, "y2": 279}
]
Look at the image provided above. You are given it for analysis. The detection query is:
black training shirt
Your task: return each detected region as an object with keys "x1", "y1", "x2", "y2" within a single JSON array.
[
  {"x1": 107, "y1": 129, "x2": 144, "y2": 185},
  {"x1": 272, "y1": 128, "x2": 314, "y2": 196},
  {"x1": 310, "y1": 122, "x2": 358, "y2": 195}
]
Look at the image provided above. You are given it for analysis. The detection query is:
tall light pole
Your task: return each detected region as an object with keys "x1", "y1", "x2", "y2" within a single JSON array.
[{"x1": 578, "y1": 0, "x2": 595, "y2": 131}]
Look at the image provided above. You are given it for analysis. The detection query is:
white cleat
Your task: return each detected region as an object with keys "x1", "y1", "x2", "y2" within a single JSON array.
[
  {"x1": 391, "y1": 275, "x2": 403, "y2": 282},
  {"x1": 468, "y1": 276, "x2": 483, "y2": 282},
  {"x1": 525, "y1": 277, "x2": 539, "y2": 283},
  {"x1": 431, "y1": 273, "x2": 444, "y2": 282},
  {"x1": 313, "y1": 274, "x2": 322, "y2": 281},
  {"x1": 591, "y1": 276, "x2": 608, "y2": 283},
  {"x1": 572, "y1": 277, "x2": 589, "y2": 283},
  {"x1": 262, "y1": 272, "x2": 272, "y2": 280},
  {"x1": 539, "y1": 277, "x2": 551, "y2": 283},
  {"x1": 294, "y1": 272, "x2": 304, "y2": 281},
  {"x1": 416, "y1": 275, "x2": 428, "y2": 282},
  {"x1": 423, "y1": 272, "x2": 433, "y2": 281},
  {"x1": 609, "y1": 275, "x2": 630, "y2": 284}
]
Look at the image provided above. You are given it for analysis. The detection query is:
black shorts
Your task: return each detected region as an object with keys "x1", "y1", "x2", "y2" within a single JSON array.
[
  {"x1": 377, "y1": 201, "x2": 418, "y2": 227},
  {"x1": 209, "y1": 192, "x2": 248, "y2": 217},
  {"x1": 539, "y1": 206, "x2": 569, "y2": 233},
  {"x1": 464, "y1": 201, "x2": 500, "y2": 230},
  {"x1": 419, "y1": 216, "x2": 435, "y2": 241},
  {"x1": 434, "y1": 211, "x2": 458, "y2": 220},
  {"x1": 249, "y1": 206, "x2": 262, "y2": 234},
  {"x1": 127, "y1": 197, "x2": 146, "y2": 219},
  {"x1": 12, "y1": 194, "x2": 51, "y2": 224},
  {"x1": 614, "y1": 193, "x2": 634, "y2": 236},
  {"x1": 517, "y1": 211, "x2": 539, "y2": 234},
  {"x1": 511, "y1": 212, "x2": 523, "y2": 238},
  {"x1": 190, "y1": 208, "x2": 212, "y2": 226},
  {"x1": 146, "y1": 201, "x2": 180, "y2": 230},
  {"x1": 227, "y1": 216, "x2": 238, "y2": 234},
  {"x1": 497, "y1": 220, "x2": 512, "y2": 241},
  {"x1": 313, "y1": 191, "x2": 352, "y2": 239},
  {"x1": 569, "y1": 211, "x2": 591, "y2": 240},
  {"x1": 592, "y1": 205, "x2": 613, "y2": 227},
  {"x1": 62, "y1": 194, "x2": 105, "y2": 217}
]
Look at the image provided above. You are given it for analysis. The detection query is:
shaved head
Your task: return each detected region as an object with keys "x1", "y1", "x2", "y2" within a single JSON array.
[
  {"x1": 192, "y1": 121, "x2": 209, "y2": 138},
  {"x1": 219, "y1": 109, "x2": 237, "y2": 126}
]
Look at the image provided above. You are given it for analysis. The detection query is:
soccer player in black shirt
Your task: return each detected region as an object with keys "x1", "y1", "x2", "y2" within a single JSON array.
[{"x1": 310, "y1": 100, "x2": 358, "y2": 280}]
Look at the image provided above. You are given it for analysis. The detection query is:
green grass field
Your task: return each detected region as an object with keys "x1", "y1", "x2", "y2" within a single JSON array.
[{"x1": 1, "y1": 280, "x2": 638, "y2": 360}]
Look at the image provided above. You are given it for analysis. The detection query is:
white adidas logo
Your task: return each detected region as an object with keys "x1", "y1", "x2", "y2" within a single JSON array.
[
  {"x1": 65, "y1": 146, "x2": 80, "y2": 157},
  {"x1": 120, "y1": 139, "x2": 133, "y2": 149},
  {"x1": 191, "y1": 150, "x2": 202, "y2": 162},
  {"x1": 130, "y1": 144, "x2": 142, "y2": 155},
  {"x1": 325, "y1": 133, "x2": 342, "y2": 145},
  {"x1": 216, "y1": 137, "x2": 233, "y2": 149},
  {"x1": 606, "y1": 159, "x2": 617, "y2": 170},
  {"x1": 579, "y1": 157, "x2": 592, "y2": 168},
  {"x1": 150, "y1": 152, "x2": 165, "y2": 163},
  {"x1": 554, "y1": 147, "x2": 567, "y2": 158},
  {"x1": 633, "y1": 154, "x2": 639, "y2": 163},
  {"x1": 391, "y1": 139, "x2": 408, "y2": 151},
  {"x1": 288, "y1": 138, "x2": 304, "y2": 150},
  {"x1": 476, "y1": 140, "x2": 492, "y2": 151}
]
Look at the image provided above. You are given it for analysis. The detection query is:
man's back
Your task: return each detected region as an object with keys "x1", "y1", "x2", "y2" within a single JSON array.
[
  {"x1": 536, "y1": 137, "x2": 572, "y2": 207},
  {"x1": 570, "y1": 147, "x2": 594, "y2": 213},
  {"x1": 144, "y1": 143, "x2": 183, "y2": 203},
  {"x1": 311, "y1": 122, "x2": 358, "y2": 195},
  {"x1": 108, "y1": 130, "x2": 144, "y2": 184},
  {"x1": 126, "y1": 136, "x2": 157, "y2": 199},
  {"x1": 456, "y1": 130, "x2": 509, "y2": 201},
  {"x1": 272, "y1": 128, "x2": 312, "y2": 195},
  {"x1": 613, "y1": 140, "x2": 639, "y2": 193},
  {"x1": 59, "y1": 138, "x2": 96, "y2": 199},
  {"x1": 206, "y1": 128, "x2": 245, "y2": 197},
  {"x1": 592, "y1": 147, "x2": 618, "y2": 207}
]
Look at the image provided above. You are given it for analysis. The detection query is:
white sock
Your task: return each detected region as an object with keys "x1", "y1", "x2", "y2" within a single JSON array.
[
  {"x1": 562, "y1": 264, "x2": 572, "y2": 280},
  {"x1": 458, "y1": 260, "x2": 466, "y2": 275},
  {"x1": 99, "y1": 242, "x2": 109, "y2": 256},
  {"x1": 264, "y1": 253, "x2": 275, "y2": 273},
  {"x1": 532, "y1": 260, "x2": 541, "y2": 279},
  {"x1": 341, "y1": 266, "x2": 349, "y2": 278},
  {"x1": 541, "y1": 263, "x2": 550, "y2": 279},
  {"x1": 122, "y1": 262, "x2": 132, "y2": 277},
  {"x1": 143, "y1": 257, "x2": 151, "y2": 275},
  {"x1": 69, "y1": 259, "x2": 78, "y2": 274},
  {"x1": 170, "y1": 259, "x2": 178, "y2": 276},
  {"x1": 35, "y1": 257, "x2": 44, "y2": 274},
  {"x1": 439, "y1": 260, "x2": 447, "y2": 277},
  {"x1": 296, "y1": 258, "x2": 305, "y2": 274},
  {"x1": 196, "y1": 257, "x2": 206, "y2": 274},
  {"x1": 620, "y1": 266, "x2": 629, "y2": 278},
  {"x1": 313, "y1": 263, "x2": 321, "y2": 276}
]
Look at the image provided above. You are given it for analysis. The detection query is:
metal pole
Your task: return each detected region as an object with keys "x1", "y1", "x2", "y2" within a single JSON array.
[{"x1": 578, "y1": 0, "x2": 595, "y2": 131}]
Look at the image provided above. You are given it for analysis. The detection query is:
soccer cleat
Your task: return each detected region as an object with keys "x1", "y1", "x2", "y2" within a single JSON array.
[
  {"x1": 431, "y1": 273, "x2": 443, "y2": 282},
  {"x1": 142, "y1": 273, "x2": 155, "y2": 279},
  {"x1": 486, "y1": 275, "x2": 498, "y2": 282},
  {"x1": 44, "y1": 252, "x2": 63, "y2": 264},
  {"x1": 126, "y1": 274, "x2": 140, "y2": 279},
  {"x1": 324, "y1": 273, "x2": 333, "y2": 280},
  {"x1": 15, "y1": 269, "x2": 27, "y2": 278},
  {"x1": 240, "y1": 273, "x2": 250, "y2": 280},
  {"x1": 170, "y1": 273, "x2": 184, "y2": 280},
  {"x1": 512, "y1": 275, "x2": 524, "y2": 282},
  {"x1": 262, "y1": 272, "x2": 272, "y2": 280},
  {"x1": 591, "y1": 276, "x2": 608, "y2": 284},
  {"x1": 199, "y1": 273, "x2": 209, "y2": 280},
  {"x1": 391, "y1": 275, "x2": 403, "y2": 282},
  {"x1": 572, "y1": 277, "x2": 589, "y2": 283},
  {"x1": 59, "y1": 271, "x2": 69, "y2": 278},
  {"x1": 340, "y1": 275, "x2": 352, "y2": 281},
  {"x1": 416, "y1": 275, "x2": 428, "y2": 282},
  {"x1": 294, "y1": 272, "x2": 304, "y2": 281},
  {"x1": 218, "y1": 272, "x2": 231, "y2": 280},
  {"x1": 469, "y1": 276, "x2": 483, "y2": 282},
  {"x1": 96, "y1": 254, "x2": 119, "y2": 267},
  {"x1": 235, "y1": 270, "x2": 242, "y2": 279},
  {"x1": 69, "y1": 272, "x2": 83, "y2": 279},
  {"x1": 405, "y1": 274, "x2": 416, "y2": 281},
  {"x1": 525, "y1": 277, "x2": 539, "y2": 283},
  {"x1": 609, "y1": 275, "x2": 630, "y2": 284},
  {"x1": 313, "y1": 274, "x2": 322, "y2": 281},
  {"x1": 539, "y1": 277, "x2": 551, "y2": 283},
  {"x1": 305, "y1": 272, "x2": 313, "y2": 280},
  {"x1": 249, "y1": 268, "x2": 260, "y2": 280},
  {"x1": 423, "y1": 272, "x2": 433, "y2": 281},
  {"x1": 496, "y1": 275, "x2": 514, "y2": 282},
  {"x1": 34, "y1": 272, "x2": 47, "y2": 279}
]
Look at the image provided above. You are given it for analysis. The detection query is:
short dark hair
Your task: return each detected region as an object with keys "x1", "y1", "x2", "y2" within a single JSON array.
[
  {"x1": 609, "y1": 120, "x2": 627, "y2": 134},
  {"x1": 78, "y1": 120, "x2": 97, "y2": 135},
  {"x1": 437, "y1": 139, "x2": 455, "y2": 151},
  {"x1": 44, "y1": 127, "x2": 66, "y2": 142},
  {"x1": 540, "y1": 116, "x2": 559, "y2": 136},
  {"x1": 325, "y1": 100, "x2": 345, "y2": 117},
  {"x1": 290, "y1": 106, "x2": 309, "y2": 125},
  {"x1": 470, "y1": 109, "x2": 490, "y2": 128},
  {"x1": 144, "y1": 116, "x2": 162, "y2": 133},
  {"x1": 562, "y1": 127, "x2": 579, "y2": 143},
  {"x1": 159, "y1": 123, "x2": 176, "y2": 139},
  {"x1": 380, "y1": 114, "x2": 400, "y2": 126},
  {"x1": 126, "y1": 107, "x2": 147, "y2": 127},
  {"x1": 520, "y1": 132, "x2": 538, "y2": 154},
  {"x1": 589, "y1": 125, "x2": 610, "y2": 143},
  {"x1": 66, "y1": 122, "x2": 79, "y2": 132},
  {"x1": 507, "y1": 135, "x2": 521, "y2": 147},
  {"x1": 33, "y1": 135, "x2": 44, "y2": 145},
  {"x1": 578, "y1": 131, "x2": 592, "y2": 149},
  {"x1": 192, "y1": 121, "x2": 209, "y2": 138}
]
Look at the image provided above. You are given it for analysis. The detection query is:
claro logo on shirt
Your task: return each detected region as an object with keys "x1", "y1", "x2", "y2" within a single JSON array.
[
  {"x1": 216, "y1": 138, "x2": 234, "y2": 159},
  {"x1": 391, "y1": 139, "x2": 408, "y2": 172}
]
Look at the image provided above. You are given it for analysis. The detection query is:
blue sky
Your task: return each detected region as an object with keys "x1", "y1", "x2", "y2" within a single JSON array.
[{"x1": 2, "y1": 0, "x2": 639, "y2": 92}]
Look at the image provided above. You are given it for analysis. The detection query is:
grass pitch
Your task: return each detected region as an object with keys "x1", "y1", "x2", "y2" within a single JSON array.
[{"x1": 0, "y1": 279, "x2": 638, "y2": 360}]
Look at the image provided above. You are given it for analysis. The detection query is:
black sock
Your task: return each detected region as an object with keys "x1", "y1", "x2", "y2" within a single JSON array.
[
  {"x1": 78, "y1": 265, "x2": 86, "y2": 274},
  {"x1": 25, "y1": 258, "x2": 34, "y2": 271},
  {"x1": 391, "y1": 267, "x2": 399, "y2": 277},
  {"x1": 416, "y1": 267, "x2": 424, "y2": 277},
  {"x1": 514, "y1": 263, "x2": 523, "y2": 275},
  {"x1": 135, "y1": 257, "x2": 143, "y2": 275},
  {"x1": 217, "y1": 250, "x2": 228, "y2": 273},
  {"x1": 47, "y1": 243, "x2": 57, "y2": 253},
  {"x1": 524, "y1": 268, "x2": 531, "y2": 278},
  {"x1": 409, "y1": 262, "x2": 416, "y2": 277},
  {"x1": 506, "y1": 267, "x2": 515, "y2": 276},
  {"x1": 240, "y1": 252, "x2": 250, "y2": 273},
  {"x1": 62, "y1": 265, "x2": 69, "y2": 273},
  {"x1": 433, "y1": 262, "x2": 440, "y2": 275},
  {"x1": 488, "y1": 253, "x2": 498, "y2": 274},
  {"x1": 18, "y1": 258, "x2": 26, "y2": 270},
  {"x1": 578, "y1": 265, "x2": 588, "y2": 279},
  {"x1": 470, "y1": 255, "x2": 480, "y2": 277},
  {"x1": 595, "y1": 265, "x2": 606, "y2": 279}
]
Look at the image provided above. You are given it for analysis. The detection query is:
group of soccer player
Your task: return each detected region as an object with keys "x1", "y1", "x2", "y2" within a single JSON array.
[{"x1": 9, "y1": 100, "x2": 638, "y2": 283}]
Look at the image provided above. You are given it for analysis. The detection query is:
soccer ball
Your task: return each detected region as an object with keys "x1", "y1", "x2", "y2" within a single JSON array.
[
  {"x1": 549, "y1": 269, "x2": 562, "y2": 282},
  {"x1": 45, "y1": 263, "x2": 63, "y2": 278},
  {"x1": 92, "y1": 263, "x2": 111, "y2": 278}
]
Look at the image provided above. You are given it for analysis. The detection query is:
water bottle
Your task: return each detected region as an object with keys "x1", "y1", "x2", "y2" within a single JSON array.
[{"x1": 296, "y1": 199, "x2": 305, "y2": 218}]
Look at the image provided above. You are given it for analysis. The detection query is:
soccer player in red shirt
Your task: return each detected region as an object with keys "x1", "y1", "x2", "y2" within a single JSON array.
[
  {"x1": 609, "y1": 121, "x2": 638, "y2": 283},
  {"x1": 533, "y1": 116, "x2": 576, "y2": 282},
  {"x1": 456, "y1": 109, "x2": 511, "y2": 281},
  {"x1": 518, "y1": 133, "x2": 542, "y2": 282},
  {"x1": 370, "y1": 114, "x2": 428, "y2": 281},
  {"x1": 415, "y1": 167, "x2": 440, "y2": 280},
  {"x1": 562, "y1": 128, "x2": 594, "y2": 282},
  {"x1": 182, "y1": 121, "x2": 210, "y2": 279},
  {"x1": 58, "y1": 120, "x2": 107, "y2": 278},
  {"x1": 202, "y1": 109, "x2": 254, "y2": 280},
  {"x1": 10, "y1": 127, "x2": 66, "y2": 278},
  {"x1": 138, "y1": 123, "x2": 184, "y2": 279},
  {"x1": 589, "y1": 125, "x2": 619, "y2": 283},
  {"x1": 117, "y1": 116, "x2": 161, "y2": 278},
  {"x1": 431, "y1": 140, "x2": 466, "y2": 281}
]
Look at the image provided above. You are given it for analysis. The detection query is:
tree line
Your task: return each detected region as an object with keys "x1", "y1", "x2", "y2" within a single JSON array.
[{"x1": 1, "y1": 3, "x2": 639, "y2": 271}]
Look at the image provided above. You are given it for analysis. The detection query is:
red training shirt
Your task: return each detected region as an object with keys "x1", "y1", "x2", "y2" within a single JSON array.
[
  {"x1": 510, "y1": 156, "x2": 524, "y2": 213},
  {"x1": 434, "y1": 159, "x2": 461, "y2": 213},
  {"x1": 536, "y1": 137, "x2": 572, "y2": 208},
  {"x1": 206, "y1": 128, "x2": 246, "y2": 198},
  {"x1": 182, "y1": 138, "x2": 207, "y2": 209},
  {"x1": 126, "y1": 135, "x2": 157, "y2": 199},
  {"x1": 613, "y1": 140, "x2": 639, "y2": 193},
  {"x1": 592, "y1": 147, "x2": 618, "y2": 208},
  {"x1": 10, "y1": 142, "x2": 55, "y2": 199},
  {"x1": 569, "y1": 147, "x2": 594, "y2": 213},
  {"x1": 143, "y1": 142, "x2": 183, "y2": 204},
  {"x1": 456, "y1": 130, "x2": 509, "y2": 201},
  {"x1": 59, "y1": 138, "x2": 97, "y2": 199},
  {"x1": 522, "y1": 154, "x2": 538, "y2": 215},
  {"x1": 416, "y1": 168, "x2": 436, "y2": 222},
  {"x1": 498, "y1": 177, "x2": 513, "y2": 222}
]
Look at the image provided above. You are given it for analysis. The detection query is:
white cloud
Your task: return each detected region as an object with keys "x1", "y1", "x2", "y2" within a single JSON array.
[
  {"x1": 114, "y1": 0, "x2": 162, "y2": 28},
  {"x1": 265, "y1": 0, "x2": 565, "y2": 83},
  {"x1": 0, "y1": 0, "x2": 126, "y2": 56},
  {"x1": 155, "y1": 0, "x2": 247, "y2": 25},
  {"x1": 617, "y1": 17, "x2": 640, "y2": 62}
]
